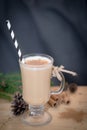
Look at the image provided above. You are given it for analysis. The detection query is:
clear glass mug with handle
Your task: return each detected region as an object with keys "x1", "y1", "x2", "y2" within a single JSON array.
[{"x1": 19, "y1": 53, "x2": 65, "y2": 126}]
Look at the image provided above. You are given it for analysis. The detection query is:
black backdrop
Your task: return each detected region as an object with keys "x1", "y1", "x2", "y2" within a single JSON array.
[{"x1": 0, "y1": 0, "x2": 87, "y2": 85}]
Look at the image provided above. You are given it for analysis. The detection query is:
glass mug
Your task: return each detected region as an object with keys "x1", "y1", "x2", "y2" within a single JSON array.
[{"x1": 19, "y1": 53, "x2": 65, "y2": 126}]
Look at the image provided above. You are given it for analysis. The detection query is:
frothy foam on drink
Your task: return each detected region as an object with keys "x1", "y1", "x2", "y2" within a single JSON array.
[{"x1": 22, "y1": 56, "x2": 51, "y2": 65}]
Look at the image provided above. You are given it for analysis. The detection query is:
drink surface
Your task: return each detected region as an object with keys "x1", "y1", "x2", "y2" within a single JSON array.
[
  {"x1": 20, "y1": 56, "x2": 53, "y2": 105},
  {"x1": 23, "y1": 56, "x2": 51, "y2": 66},
  {"x1": 25, "y1": 59, "x2": 48, "y2": 65}
]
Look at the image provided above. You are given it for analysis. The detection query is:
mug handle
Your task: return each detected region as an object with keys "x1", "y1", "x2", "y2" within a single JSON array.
[{"x1": 50, "y1": 72, "x2": 65, "y2": 95}]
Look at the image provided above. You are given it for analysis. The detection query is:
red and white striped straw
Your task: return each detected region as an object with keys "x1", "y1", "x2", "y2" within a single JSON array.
[{"x1": 6, "y1": 20, "x2": 22, "y2": 61}]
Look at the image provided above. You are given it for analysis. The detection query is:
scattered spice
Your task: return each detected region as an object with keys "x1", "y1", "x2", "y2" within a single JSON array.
[{"x1": 59, "y1": 108, "x2": 87, "y2": 123}]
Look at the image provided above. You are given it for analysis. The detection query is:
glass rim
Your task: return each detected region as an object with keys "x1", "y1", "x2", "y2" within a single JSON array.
[{"x1": 19, "y1": 53, "x2": 54, "y2": 68}]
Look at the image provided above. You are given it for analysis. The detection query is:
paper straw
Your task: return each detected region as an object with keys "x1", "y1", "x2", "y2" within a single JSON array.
[{"x1": 6, "y1": 20, "x2": 22, "y2": 61}]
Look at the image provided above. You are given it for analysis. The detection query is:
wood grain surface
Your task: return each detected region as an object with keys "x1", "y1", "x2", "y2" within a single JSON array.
[{"x1": 0, "y1": 86, "x2": 87, "y2": 130}]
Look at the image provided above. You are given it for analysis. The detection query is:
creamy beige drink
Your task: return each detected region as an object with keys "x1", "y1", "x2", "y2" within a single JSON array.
[
  {"x1": 20, "y1": 55, "x2": 53, "y2": 105},
  {"x1": 19, "y1": 54, "x2": 65, "y2": 126}
]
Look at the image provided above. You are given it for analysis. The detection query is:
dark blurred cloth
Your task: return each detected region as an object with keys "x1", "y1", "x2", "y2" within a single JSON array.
[{"x1": 0, "y1": 0, "x2": 87, "y2": 84}]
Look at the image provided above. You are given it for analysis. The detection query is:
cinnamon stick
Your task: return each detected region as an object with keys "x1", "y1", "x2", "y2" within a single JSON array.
[
  {"x1": 51, "y1": 95, "x2": 60, "y2": 101},
  {"x1": 64, "y1": 96, "x2": 70, "y2": 104},
  {"x1": 60, "y1": 91, "x2": 70, "y2": 104},
  {"x1": 52, "y1": 91, "x2": 70, "y2": 104},
  {"x1": 48, "y1": 89, "x2": 71, "y2": 107},
  {"x1": 48, "y1": 98, "x2": 57, "y2": 107},
  {"x1": 57, "y1": 97, "x2": 63, "y2": 105}
]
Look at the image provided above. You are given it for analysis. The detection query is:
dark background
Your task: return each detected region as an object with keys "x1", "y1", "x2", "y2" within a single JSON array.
[{"x1": 0, "y1": 0, "x2": 87, "y2": 85}]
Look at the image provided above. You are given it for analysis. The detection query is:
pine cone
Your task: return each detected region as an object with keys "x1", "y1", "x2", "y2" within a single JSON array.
[{"x1": 11, "y1": 92, "x2": 28, "y2": 116}]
